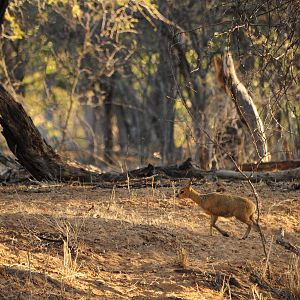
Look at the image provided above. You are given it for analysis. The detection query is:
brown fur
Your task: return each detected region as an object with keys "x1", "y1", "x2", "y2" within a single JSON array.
[{"x1": 177, "y1": 183, "x2": 258, "y2": 239}]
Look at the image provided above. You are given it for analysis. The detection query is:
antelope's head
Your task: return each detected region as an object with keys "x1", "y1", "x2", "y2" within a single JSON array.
[{"x1": 176, "y1": 180, "x2": 193, "y2": 199}]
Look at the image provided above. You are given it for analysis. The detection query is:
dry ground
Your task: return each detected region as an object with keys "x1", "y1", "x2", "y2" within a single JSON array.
[{"x1": 0, "y1": 180, "x2": 299, "y2": 299}]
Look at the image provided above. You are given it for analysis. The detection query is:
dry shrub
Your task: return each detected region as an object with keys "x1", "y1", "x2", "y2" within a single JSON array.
[{"x1": 175, "y1": 244, "x2": 188, "y2": 269}]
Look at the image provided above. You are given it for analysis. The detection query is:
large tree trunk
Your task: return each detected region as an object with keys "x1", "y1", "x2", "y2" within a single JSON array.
[
  {"x1": 0, "y1": 84, "x2": 102, "y2": 181},
  {"x1": 215, "y1": 50, "x2": 270, "y2": 162},
  {"x1": 151, "y1": 23, "x2": 176, "y2": 165}
]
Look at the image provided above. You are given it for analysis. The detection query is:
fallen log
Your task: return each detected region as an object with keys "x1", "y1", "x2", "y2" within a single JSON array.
[
  {"x1": 241, "y1": 160, "x2": 300, "y2": 172},
  {"x1": 119, "y1": 159, "x2": 300, "y2": 183},
  {"x1": 211, "y1": 167, "x2": 300, "y2": 182},
  {"x1": 153, "y1": 158, "x2": 300, "y2": 182}
]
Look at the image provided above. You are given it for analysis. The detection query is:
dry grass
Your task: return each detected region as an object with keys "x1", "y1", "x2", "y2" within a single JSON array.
[
  {"x1": 0, "y1": 180, "x2": 298, "y2": 299},
  {"x1": 62, "y1": 222, "x2": 80, "y2": 277},
  {"x1": 251, "y1": 284, "x2": 265, "y2": 300}
]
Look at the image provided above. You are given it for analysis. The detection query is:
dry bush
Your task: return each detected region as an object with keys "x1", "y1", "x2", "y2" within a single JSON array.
[{"x1": 175, "y1": 243, "x2": 188, "y2": 269}]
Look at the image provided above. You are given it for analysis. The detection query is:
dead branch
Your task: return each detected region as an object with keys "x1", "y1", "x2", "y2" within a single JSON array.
[
  {"x1": 241, "y1": 160, "x2": 300, "y2": 171},
  {"x1": 215, "y1": 50, "x2": 270, "y2": 162},
  {"x1": 276, "y1": 228, "x2": 300, "y2": 257},
  {"x1": 211, "y1": 168, "x2": 300, "y2": 182}
]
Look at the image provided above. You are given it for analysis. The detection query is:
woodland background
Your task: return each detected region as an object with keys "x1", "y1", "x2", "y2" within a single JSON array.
[{"x1": 0, "y1": 0, "x2": 299, "y2": 171}]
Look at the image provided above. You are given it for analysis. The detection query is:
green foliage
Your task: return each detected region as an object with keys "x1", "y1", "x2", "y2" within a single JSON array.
[{"x1": 4, "y1": 12, "x2": 24, "y2": 39}]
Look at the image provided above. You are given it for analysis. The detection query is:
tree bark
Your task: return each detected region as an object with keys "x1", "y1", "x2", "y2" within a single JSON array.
[
  {"x1": 215, "y1": 50, "x2": 270, "y2": 162},
  {"x1": 0, "y1": 0, "x2": 9, "y2": 28},
  {"x1": 0, "y1": 83, "x2": 158, "y2": 183},
  {"x1": 103, "y1": 79, "x2": 115, "y2": 164}
]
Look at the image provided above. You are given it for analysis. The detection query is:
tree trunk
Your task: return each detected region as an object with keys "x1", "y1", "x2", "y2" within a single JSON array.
[
  {"x1": 82, "y1": 104, "x2": 97, "y2": 165},
  {"x1": 115, "y1": 104, "x2": 129, "y2": 155},
  {"x1": 215, "y1": 50, "x2": 270, "y2": 162},
  {"x1": 0, "y1": 84, "x2": 102, "y2": 181},
  {"x1": 155, "y1": 28, "x2": 176, "y2": 164},
  {"x1": 0, "y1": 0, "x2": 9, "y2": 28},
  {"x1": 103, "y1": 79, "x2": 115, "y2": 164},
  {"x1": 174, "y1": 33, "x2": 210, "y2": 169}
]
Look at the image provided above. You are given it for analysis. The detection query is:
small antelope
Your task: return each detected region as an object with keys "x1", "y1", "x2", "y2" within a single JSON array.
[{"x1": 177, "y1": 182, "x2": 259, "y2": 239}]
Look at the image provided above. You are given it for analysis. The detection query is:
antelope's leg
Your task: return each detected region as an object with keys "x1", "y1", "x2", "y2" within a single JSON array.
[
  {"x1": 242, "y1": 224, "x2": 251, "y2": 239},
  {"x1": 211, "y1": 215, "x2": 229, "y2": 237}
]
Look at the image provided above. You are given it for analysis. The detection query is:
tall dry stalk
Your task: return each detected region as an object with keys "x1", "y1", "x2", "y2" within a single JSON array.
[{"x1": 62, "y1": 223, "x2": 80, "y2": 277}]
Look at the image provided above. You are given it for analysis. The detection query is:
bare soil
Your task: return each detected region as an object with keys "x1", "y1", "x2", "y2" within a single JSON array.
[{"x1": 0, "y1": 180, "x2": 299, "y2": 299}]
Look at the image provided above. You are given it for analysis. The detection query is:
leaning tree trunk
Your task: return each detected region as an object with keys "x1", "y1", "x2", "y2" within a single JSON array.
[
  {"x1": 0, "y1": 84, "x2": 103, "y2": 181},
  {"x1": 215, "y1": 49, "x2": 270, "y2": 162}
]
